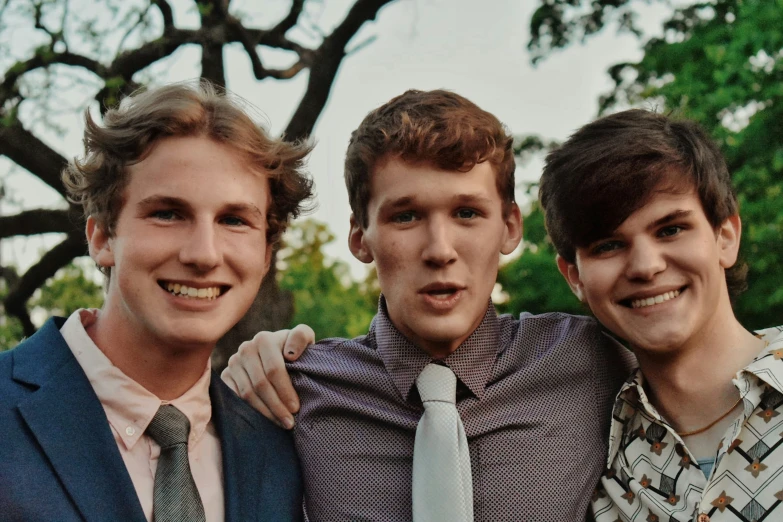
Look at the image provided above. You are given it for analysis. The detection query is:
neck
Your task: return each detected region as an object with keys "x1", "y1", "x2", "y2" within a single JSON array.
[
  {"x1": 636, "y1": 315, "x2": 763, "y2": 434},
  {"x1": 86, "y1": 310, "x2": 213, "y2": 401}
]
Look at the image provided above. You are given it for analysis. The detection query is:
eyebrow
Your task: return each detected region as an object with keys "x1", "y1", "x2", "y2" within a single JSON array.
[
  {"x1": 649, "y1": 209, "x2": 693, "y2": 229},
  {"x1": 379, "y1": 193, "x2": 496, "y2": 211},
  {"x1": 137, "y1": 195, "x2": 265, "y2": 218}
]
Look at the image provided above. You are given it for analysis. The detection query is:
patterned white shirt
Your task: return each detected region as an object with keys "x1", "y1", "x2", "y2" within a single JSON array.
[{"x1": 593, "y1": 326, "x2": 783, "y2": 522}]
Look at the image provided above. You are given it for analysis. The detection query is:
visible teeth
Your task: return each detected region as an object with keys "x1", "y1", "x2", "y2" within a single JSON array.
[
  {"x1": 631, "y1": 289, "x2": 680, "y2": 309},
  {"x1": 165, "y1": 283, "x2": 222, "y2": 300}
]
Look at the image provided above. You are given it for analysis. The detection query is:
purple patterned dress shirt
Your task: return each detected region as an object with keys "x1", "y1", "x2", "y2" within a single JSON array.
[{"x1": 289, "y1": 298, "x2": 635, "y2": 521}]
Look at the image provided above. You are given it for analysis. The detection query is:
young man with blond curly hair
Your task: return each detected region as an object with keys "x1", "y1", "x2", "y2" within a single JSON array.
[{"x1": 0, "y1": 81, "x2": 311, "y2": 522}]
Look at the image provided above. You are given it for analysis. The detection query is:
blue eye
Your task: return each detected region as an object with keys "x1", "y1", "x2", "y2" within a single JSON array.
[
  {"x1": 591, "y1": 241, "x2": 622, "y2": 255},
  {"x1": 221, "y1": 216, "x2": 248, "y2": 227},
  {"x1": 152, "y1": 210, "x2": 178, "y2": 221},
  {"x1": 392, "y1": 211, "x2": 416, "y2": 223},
  {"x1": 659, "y1": 225, "x2": 683, "y2": 238},
  {"x1": 456, "y1": 208, "x2": 478, "y2": 219}
]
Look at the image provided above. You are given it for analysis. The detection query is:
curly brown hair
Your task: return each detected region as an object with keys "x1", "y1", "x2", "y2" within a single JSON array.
[
  {"x1": 344, "y1": 89, "x2": 516, "y2": 228},
  {"x1": 63, "y1": 80, "x2": 314, "y2": 255}
]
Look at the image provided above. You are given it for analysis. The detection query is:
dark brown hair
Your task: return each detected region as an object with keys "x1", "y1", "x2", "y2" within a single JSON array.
[
  {"x1": 344, "y1": 89, "x2": 515, "y2": 227},
  {"x1": 63, "y1": 80, "x2": 314, "y2": 250},
  {"x1": 539, "y1": 109, "x2": 747, "y2": 297}
]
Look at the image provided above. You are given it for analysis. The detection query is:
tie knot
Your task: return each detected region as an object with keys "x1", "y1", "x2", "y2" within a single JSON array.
[
  {"x1": 416, "y1": 363, "x2": 457, "y2": 404},
  {"x1": 146, "y1": 405, "x2": 191, "y2": 448}
]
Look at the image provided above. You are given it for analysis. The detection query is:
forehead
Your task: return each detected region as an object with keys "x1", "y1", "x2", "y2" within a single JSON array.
[
  {"x1": 125, "y1": 135, "x2": 270, "y2": 207},
  {"x1": 616, "y1": 188, "x2": 707, "y2": 232},
  {"x1": 368, "y1": 157, "x2": 502, "y2": 209}
]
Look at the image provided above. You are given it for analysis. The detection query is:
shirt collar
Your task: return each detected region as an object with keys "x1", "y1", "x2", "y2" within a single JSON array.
[
  {"x1": 371, "y1": 295, "x2": 500, "y2": 401},
  {"x1": 605, "y1": 326, "x2": 783, "y2": 467},
  {"x1": 60, "y1": 309, "x2": 213, "y2": 450}
]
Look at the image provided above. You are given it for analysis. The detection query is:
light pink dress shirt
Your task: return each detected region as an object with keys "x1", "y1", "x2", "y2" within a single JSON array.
[{"x1": 60, "y1": 309, "x2": 225, "y2": 522}]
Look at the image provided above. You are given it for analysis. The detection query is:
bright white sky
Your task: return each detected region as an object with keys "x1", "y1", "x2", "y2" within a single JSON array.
[{"x1": 0, "y1": 0, "x2": 671, "y2": 279}]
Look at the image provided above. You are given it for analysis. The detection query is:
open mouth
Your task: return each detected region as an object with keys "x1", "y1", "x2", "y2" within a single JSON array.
[
  {"x1": 622, "y1": 287, "x2": 686, "y2": 309},
  {"x1": 158, "y1": 281, "x2": 228, "y2": 300},
  {"x1": 425, "y1": 288, "x2": 459, "y2": 299}
]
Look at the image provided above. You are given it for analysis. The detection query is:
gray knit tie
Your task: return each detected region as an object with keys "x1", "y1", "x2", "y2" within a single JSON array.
[
  {"x1": 146, "y1": 405, "x2": 206, "y2": 522},
  {"x1": 412, "y1": 363, "x2": 474, "y2": 522}
]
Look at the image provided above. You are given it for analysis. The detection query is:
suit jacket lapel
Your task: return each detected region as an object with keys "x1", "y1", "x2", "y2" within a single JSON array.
[
  {"x1": 14, "y1": 319, "x2": 146, "y2": 522},
  {"x1": 211, "y1": 375, "x2": 267, "y2": 522}
]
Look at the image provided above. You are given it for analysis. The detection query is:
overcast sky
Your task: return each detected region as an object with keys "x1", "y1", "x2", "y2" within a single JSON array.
[{"x1": 1, "y1": 0, "x2": 670, "y2": 278}]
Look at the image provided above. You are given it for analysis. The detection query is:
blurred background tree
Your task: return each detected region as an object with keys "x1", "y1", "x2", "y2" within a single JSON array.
[
  {"x1": 278, "y1": 219, "x2": 379, "y2": 340},
  {"x1": 0, "y1": 0, "x2": 397, "y2": 362},
  {"x1": 2, "y1": 0, "x2": 781, "y2": 354}
]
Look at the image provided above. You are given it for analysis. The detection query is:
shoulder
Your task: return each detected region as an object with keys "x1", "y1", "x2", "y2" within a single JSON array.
[
  {"x1": 758, "y1": 325, "x2": 783, "y2": 344},
  {"x1": 506, "y1": 310, "x2": 607, "y2": 349},
  {"x1": 0, "y1": 319, "x2": 72, "y2": 401},
  {"x1": 502, "y1": 310, "x2": 636, "y2": 381},
  {"x1": 287, "y1": 333, "x2": 378, "y2": 371},
  {"x1": 211, "y1": 374, "x2": 293, "y2": 443}
]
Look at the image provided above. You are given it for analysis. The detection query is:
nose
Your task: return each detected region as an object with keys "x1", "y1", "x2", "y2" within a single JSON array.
[
  {"x1": 179, "y1": 219, "x2": 221, "y2": 271},
  {"x1": 422, "y1": 217, "x2": 458, "y2": 267},
  {"x1": 624, "y1": 239, "x2": 666, "y2": 281}
]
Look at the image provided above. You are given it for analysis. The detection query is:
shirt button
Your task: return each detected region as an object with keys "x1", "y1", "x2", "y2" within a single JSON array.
[
  {"x1": 697, "y1": 514, "x2": 710, "y2": 522},
  {"x1": 125, "y1": 426, "x2": 136, "y2": 436}
]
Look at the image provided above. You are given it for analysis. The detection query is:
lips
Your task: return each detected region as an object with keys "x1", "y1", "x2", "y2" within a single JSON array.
[
  {"x1": 419, "y1": 282, "x2": 465, "y2": 297},
  {"x1": 417, "y1": 282, "x2": 466, "y2": 310}
]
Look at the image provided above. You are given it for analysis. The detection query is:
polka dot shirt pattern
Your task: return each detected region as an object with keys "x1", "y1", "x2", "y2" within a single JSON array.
[{"x1": 288, "y1": 298, "x2": 635, "y2": 521}]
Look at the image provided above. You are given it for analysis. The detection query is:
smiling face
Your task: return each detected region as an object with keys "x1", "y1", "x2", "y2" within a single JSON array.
[
  {"x1": 349, "y1": 157, "x2": 522, "y2": 358},
  {"x1": 88, "y1": 135, "x2": 272, "y2": 353},
  {"x1": 557, "y1": 188, "x2": 741, "y2": 354}
]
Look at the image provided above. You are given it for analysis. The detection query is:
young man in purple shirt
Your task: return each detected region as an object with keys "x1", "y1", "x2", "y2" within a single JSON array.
[
  {"x1": 231, "y1": 106, "x2": 783, "y2": 521},
  {"x1": 224, "y1": 89, "x2": 634, "y2": 521}
]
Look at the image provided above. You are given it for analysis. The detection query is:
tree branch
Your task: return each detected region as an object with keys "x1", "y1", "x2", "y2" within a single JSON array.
[
  {"x1": 1, "y1": 51, "x2": 105, "y2": 105},
  {"x1": 285, "y1": 0, "x2": 395, "y2": 141},
  {"x1": 151, "y1": 0, "x2": 175, "y2": 30},
  {"x1": 3, "y1": 232, "x2": 87, "y2": 337},
  {"x1": 108, "y1": 28, "x2": 200, "y2": 79},
  {"x1": 0, "y1": 208, "x2": 79, "y2": 239},
  {"x1": 269, "y1": 0, "x2": 305, "y2": 38},
  {"x1": 0, "y1": 123, "x2": 69, "y2": 198}
]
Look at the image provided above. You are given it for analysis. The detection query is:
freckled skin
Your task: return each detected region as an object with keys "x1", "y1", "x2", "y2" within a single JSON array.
[{"x1": 349, "y1": 158, "x2": 522, "y2": 358}]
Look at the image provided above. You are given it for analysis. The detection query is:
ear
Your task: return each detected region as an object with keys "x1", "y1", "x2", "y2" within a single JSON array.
[
  {"x1": 500, "y1": 203, "x2": 523, "y2": 255},
  {"x1": 348, "y1": 214, "x2": 374, "y2": 263},
  {"x1": 86, "y1": 216, "x2": 115, "y2": 268},
  {"x1": 717, "y1": 214, "x2": 741, "y2": 269},
  {"x1": 556, "y1": 255, "x2": 585, "y2": 302}
]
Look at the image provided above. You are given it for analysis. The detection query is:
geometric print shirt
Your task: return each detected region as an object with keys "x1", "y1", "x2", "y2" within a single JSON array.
[{"x1": 593, "y1": 326, "x2": 783, "y2": 522}]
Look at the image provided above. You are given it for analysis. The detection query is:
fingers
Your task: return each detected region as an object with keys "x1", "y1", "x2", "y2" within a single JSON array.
[
  {"x1": 283, "y1": 324, "x2": 315, "y2": 361},
  {"x1": 225, "y1": 333, "x2": 297, "y2": 429},
  {"x1": 221, "y1": 363, "x2": 281, "y2": 428}
]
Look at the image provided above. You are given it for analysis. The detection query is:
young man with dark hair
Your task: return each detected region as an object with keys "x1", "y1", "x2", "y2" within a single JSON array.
[
  {"x1": 225, "y1": 89, "x2": 635, "y2": 521},
  {"x1": 541, "y1": 109, "x2": 783, "y2": 521},
  {"x1": 0, "y1": 81, "x2": 310, "y2": 521}
]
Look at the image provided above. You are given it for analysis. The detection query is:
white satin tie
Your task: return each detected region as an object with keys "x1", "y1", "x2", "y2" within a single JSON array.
[{"x1": 412, "y1": 363, "x2": 473, "y2": 522}]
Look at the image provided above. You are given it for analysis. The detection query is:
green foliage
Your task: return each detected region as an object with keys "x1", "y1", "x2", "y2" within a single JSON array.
[
  {"x1": 0, "y1": 274, "x2": 25, "y2": 351},
  {"x1": 31, "y1": 262, "x2": 104, "y2": 317},
  {"x1": 0, "y1": 262, "x2": 104, "y2": 350},
  {"x1": 277, "y1": 219, "x2": 379, "y2": 340},
  {"x1": 496, "y1": 204, "x2": 586, "y2": 317}
]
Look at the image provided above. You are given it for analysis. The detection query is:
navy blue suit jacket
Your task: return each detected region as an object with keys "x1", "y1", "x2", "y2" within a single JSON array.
[{"x1": 0, "y1": 318, "x2": 303, "y2": 521}]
